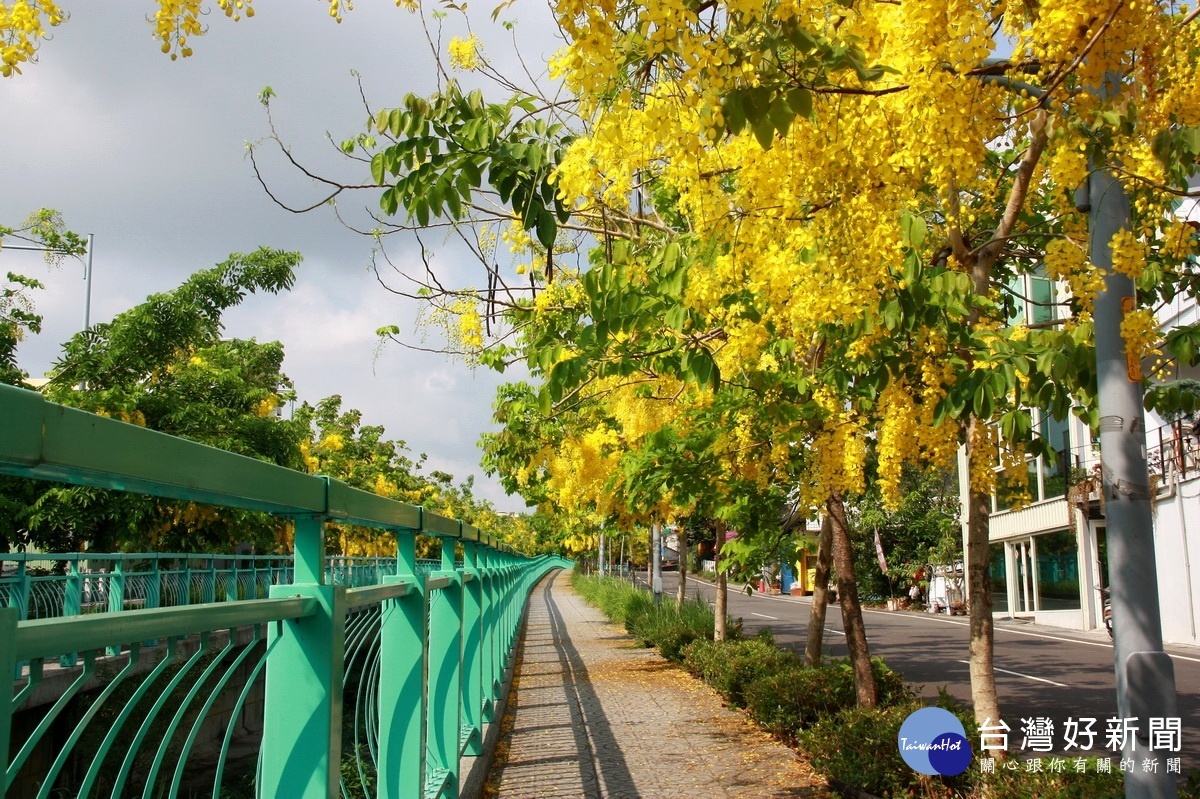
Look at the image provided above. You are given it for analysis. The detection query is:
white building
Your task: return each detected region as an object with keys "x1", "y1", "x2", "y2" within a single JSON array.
[{"x1": 958, "y1": 274, "x2": 1200, "y2": 646}]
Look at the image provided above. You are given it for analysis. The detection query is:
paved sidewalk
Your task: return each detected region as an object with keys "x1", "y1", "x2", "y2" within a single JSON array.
[{"x1": 486, "y1": 570, "x2": 833, "y2": 799}]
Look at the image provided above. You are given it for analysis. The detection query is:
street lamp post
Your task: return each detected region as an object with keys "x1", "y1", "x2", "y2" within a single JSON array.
[{"x1": 2, "y1": 233, "x2": 95, "y2": 330}]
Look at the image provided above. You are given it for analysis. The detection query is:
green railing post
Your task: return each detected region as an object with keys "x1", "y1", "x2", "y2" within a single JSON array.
[
  {"x1": 261, "y1": 515, "x2": 345, "y2": 798},
  {"x1": 0, "y1": 606, "x2": 15, "y2": 791},
  {"x1": 203, "y1": 557, "x2": 217, "y2": 603},
  {"x1": 184, "y1": 559, "x2": 193, "y2": 606},
  {"x1": 377, "y1": 530, "x2": 427, "y2": 799},
  {"x1": 64, "y1": 560, "x2": 82, "y2": 618},
  {"x1": 13, "y1": 560, "x2": 29, "y2": 621},
  {"x1": 225, "y1": 559, "x2": 238, "y2": 602},
  {"x1": 106, "y1": 560, "x2": 125, "y2": 656},
  {"x1": 461, "y1": 541, "x2": 483, "y2": 755},
  {"x1": 426, "y1": 535, "x2": 464, "y2": 798},
  {"x1": 147, "y1": 557, "x2": 162, "y2": 611},
  {"x1": 60, "y1": 561, "x2": 82, "y2": 667},
  {"x1": 479, "y1": 546, "x2": 497, "y2": 722}
]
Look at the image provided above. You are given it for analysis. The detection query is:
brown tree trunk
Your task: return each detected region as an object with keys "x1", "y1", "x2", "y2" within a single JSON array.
[
  {"x1": 965, "y1": 416, "x2": 1002, "y2": 727},
  {"x1": 676, "y1": 525, "x2": 689, "y2": 610},
  {"x1": 714, "y1": 519, "x2": 728, "y2": 641},
  {"x1": 947, "y1": 111, "x2": 1045, "y2": 731},
  {"x1": 804, "y1": 514, "x2": 835, "y2": 667},
  {"x1": 827, "y1": 491, "x2": 877, "y2": 707}
]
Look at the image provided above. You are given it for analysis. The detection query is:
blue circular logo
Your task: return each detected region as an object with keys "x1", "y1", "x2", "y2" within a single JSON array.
[{"x1": 897, "y1": 707, "x2": 973, "y2": 776}]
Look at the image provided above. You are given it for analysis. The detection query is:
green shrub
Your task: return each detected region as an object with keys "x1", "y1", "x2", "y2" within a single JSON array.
[
  {"x1": 681, "y1": 631, "x2": 797, "y2": 707},
  {"x1": 802, "y1": 698, "x2": 959, "y2": 799},
  {"x1": 572, "y1": 572, "x2": 715, "y2": 661},
  {"x1": 744, "y1": 657, "x2": 912, "y2": 740}
]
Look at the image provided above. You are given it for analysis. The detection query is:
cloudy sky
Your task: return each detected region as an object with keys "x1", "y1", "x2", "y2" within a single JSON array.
[{"x1": 1, "y1": 1, "x2": 563, "y2": 512}]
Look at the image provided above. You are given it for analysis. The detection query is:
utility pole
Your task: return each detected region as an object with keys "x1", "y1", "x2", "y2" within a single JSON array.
[
  {"x1": 598, "y1": 530, "x2": 606, "y2": 578},
  {"x1": 1082, "y1": 165, "x2": 1178, "y2": 799},
  {"x1": 651, "y1": 523, "x2": 663, "y2": 604}
]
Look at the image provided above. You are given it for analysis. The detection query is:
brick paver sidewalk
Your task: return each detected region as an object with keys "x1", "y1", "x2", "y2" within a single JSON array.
[{"x1": 486, "y1": 570, "x2": 834, "y2": 799}]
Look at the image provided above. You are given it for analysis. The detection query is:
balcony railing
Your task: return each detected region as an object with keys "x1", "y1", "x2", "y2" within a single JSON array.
[{"x1": 1146, "y1": 419, "x2": 1200, "y2": 484}]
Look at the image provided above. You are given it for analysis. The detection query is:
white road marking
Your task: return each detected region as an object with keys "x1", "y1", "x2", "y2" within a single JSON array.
[
  {"x1": 824, "y1": 628, "x2": 847, "y2": 636},
  {"x1": 750, "y1": 612, "x2": 779, "y2": 620},
  {"x1": 957, "y1": 660, "x2": 1068, "y2": 687}
]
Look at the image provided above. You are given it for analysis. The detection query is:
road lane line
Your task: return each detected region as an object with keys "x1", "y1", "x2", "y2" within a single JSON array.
[
  {"x1": 957, "y1": 660, "x2": 1068, "y2": 687},
  {"x1": 824, "y1": 628, "x2": 847, "y2": 636},
  {"x1": 750, "y1": 612, "x2": 779, "y2": 620}
]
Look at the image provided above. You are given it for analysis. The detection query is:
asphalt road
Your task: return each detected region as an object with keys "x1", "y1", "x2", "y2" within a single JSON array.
[{"x1": 644, "y1": 570, "x2": 1200, "y2": 770}]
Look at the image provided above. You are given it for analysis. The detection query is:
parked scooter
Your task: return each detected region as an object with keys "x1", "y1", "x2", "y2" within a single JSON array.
[{"x1": 1098, "y1": 586, "x2": 1113, "y2": 639}]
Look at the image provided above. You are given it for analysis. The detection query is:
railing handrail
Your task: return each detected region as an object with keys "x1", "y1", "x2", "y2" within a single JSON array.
[
  {"x1": 0, "y1": 384, "x2": 508, "y2": 553},
  {"x1": 12, "y1": 596, "x2": 318, "y2": 662}
]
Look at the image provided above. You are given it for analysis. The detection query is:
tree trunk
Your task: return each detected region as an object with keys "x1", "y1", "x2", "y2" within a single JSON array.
[
  {"x1": 676, "y1": 525, "x2": 689, "y2": 610},
  {"x1": 827, "y1": 491, "x2": 877, "y2": 707},
  {"x1": 965, "y1": 416, "x2": 1002, "y2": 727},
  {"x1": 804, "y1": 514, "x2": 835, "y2": 667},
  {"x1": 714, "y1": 519, "x2": 728, "y2": 641}
]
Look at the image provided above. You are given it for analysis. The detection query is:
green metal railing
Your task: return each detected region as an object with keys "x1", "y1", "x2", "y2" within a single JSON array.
[
  {"x1": 0, "y1": 552, "x2": 424, "y2": 620},
  {"x1": 0, "y1": 384, "x2": 571, "y2": 798}
]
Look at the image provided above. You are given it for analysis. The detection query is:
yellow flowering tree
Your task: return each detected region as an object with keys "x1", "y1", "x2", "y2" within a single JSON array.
[{"x1": 539, "y1": 0, "x2": 1200, "y2": 726}]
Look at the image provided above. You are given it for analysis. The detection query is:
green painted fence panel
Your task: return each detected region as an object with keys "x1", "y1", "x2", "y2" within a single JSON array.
[{"x1": 0, "y1": 384, "x2": 573, "y2": 798}]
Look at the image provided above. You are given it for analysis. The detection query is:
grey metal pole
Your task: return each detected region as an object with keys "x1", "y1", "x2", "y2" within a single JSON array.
[
  {"x1": 1085, "y1": 167, "x2": 1179, "y2": 799},
  {"x1": 651, "y1": 523, "x2": 662, "y2": 604},
  {"x1": 83, "y1": 233, "x2": 94, "y2": 331},
  {"x1": 2, "y1": 236, "x2": 94, "y2": 332}
]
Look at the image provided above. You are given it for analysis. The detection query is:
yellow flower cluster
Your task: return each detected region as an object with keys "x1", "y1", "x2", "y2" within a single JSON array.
[
  {"x1": 0, "y1": 0, "x2": 65, "y2": 77},
  {"x1": 1044, "y1": 238, "x2": 1105, "y2": 313},
  {"x1": 154, "y1": 1, "x2": 200, "y2": 59},
  {"x1": 1119, "y1": 307, "x2": 1162, "y2": 363},
  {"x1": 968, "y1": 422, "x2": 999, "y2": 496},
  {"x1": 253, "y1": 395, "x2": 278, "y2": 417},
  {"x1": 455, "y1": 298, "x2": 485, "y2": 352},
  {"x1": 299, "y1": 439, "x2": 320, "y2": 473},
  {"x1": 448, "y1": 34, "x2": 482, "y2": 72},
  {"x1": 546, "y1": 425, "x2": 622, "y2": 515},
  {"x1": 1159, "y1": 218, "x2": 1199, "y2": 262},
  {"x1": 317, "y1": 432, "x2": 345, "y2": 451},
  {"x1": 1107, "y1": 228, "x2": 1148, "y2": 279},
  {"x1": 873, "y1": 339, "x2": 962, "y2": 509}
]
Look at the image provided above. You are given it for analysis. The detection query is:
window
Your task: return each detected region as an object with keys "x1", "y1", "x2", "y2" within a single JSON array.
[
  {"x1": 993, "y1": 409, "x2": 1072, "y2": 511},
  {"x1": 989, "y1": 542, "x2": 1008, "y2": 613},
  {"x1": 1033, "y1": 530, "x2": 1081, "y2": 611},
  {"x1": 1007, "y1": 272, "x2": 1059, "y2": 327}
]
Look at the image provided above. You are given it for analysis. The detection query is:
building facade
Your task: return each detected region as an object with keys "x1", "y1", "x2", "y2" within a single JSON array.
[{"x1": 958, "y1": 287, "x2": 1200, "y2": 646}]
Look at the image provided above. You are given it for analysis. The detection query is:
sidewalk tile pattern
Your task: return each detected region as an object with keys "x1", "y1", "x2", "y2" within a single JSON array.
[{"x1": 488, "y1": 571, "x2": 833, "y2": 799}]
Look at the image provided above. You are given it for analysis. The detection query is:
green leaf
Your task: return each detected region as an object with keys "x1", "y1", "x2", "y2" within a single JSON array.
[
  {"x1": 785, "y1": 87, "x2": 812, "y2": 119},
  {"x1": 535, "y1": 211, "x2": 556, "y2": 250},
  {"x1": 767, "y1": 96, "x2": 793, "y2": 140},
  {"x1": 899, "y1": 211, "x2": 926, "y2": 249},
  {"x1": 881, "y1": 299, "x2": 900, "y2": 331},
  {"x1": 722, "y1": 90, "x2": 748, "y2": 135},
  {"x1": 752, "y1": 115, "x2": 775, "y2": 150}
]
